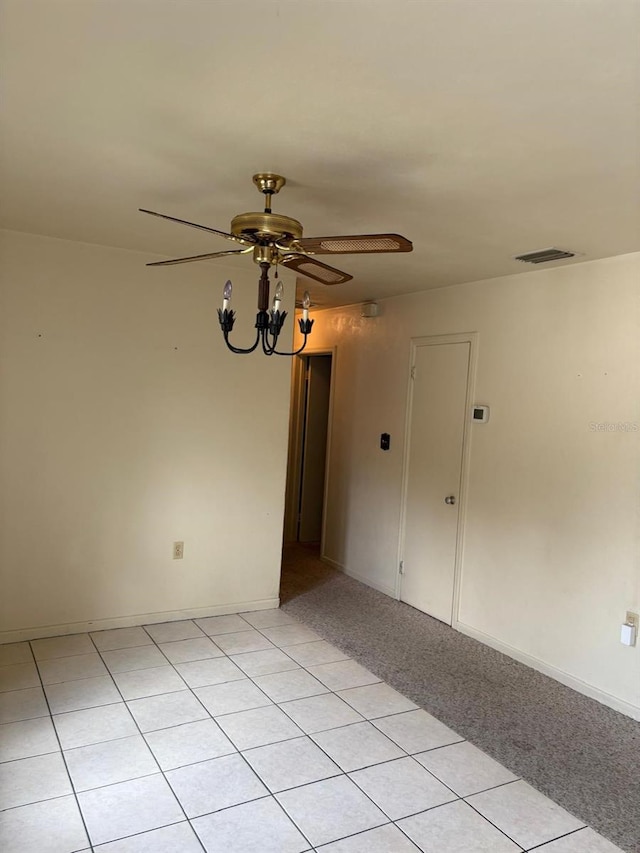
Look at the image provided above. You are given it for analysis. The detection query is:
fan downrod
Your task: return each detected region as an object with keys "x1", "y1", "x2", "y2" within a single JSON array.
[{"x1": 231, "y1": 173, "x2": 302, "y2": 249}]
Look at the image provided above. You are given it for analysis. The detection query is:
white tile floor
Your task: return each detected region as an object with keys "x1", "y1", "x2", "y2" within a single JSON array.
[{"x1": 0, "y1": 610, "x2": 626, "y2": 853}]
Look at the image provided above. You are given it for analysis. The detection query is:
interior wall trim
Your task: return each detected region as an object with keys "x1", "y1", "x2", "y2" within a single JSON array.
[
  {"x1": 455, "y1": 619, "x2": 640, "y2": 722},
  {"x1": 0, "y1": 597, "x2": 280, "y2": 644}
]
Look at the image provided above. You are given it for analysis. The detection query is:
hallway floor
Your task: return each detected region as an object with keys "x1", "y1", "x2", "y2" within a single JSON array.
[
  {"x1": 0, "y1": 589, "x2": 630, "y2": 852},
  {"x1": 281, "y1": 544, "x2": 639, "y2": 853}
]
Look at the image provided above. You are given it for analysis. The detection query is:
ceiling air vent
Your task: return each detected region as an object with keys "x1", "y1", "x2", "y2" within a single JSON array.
[{"x1": 514, "y1": 248, "x2": 576, "y2": 264}]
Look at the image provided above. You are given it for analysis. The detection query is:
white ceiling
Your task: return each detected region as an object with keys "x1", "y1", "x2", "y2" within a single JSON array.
[{"x1": 1, "y1": 0, "x2": 639, "y2": 308}]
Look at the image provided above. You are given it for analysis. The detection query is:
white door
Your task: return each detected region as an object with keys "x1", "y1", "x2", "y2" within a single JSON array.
[{"x1": 401, "y1": 341, "x2": 470, "y2": 624}]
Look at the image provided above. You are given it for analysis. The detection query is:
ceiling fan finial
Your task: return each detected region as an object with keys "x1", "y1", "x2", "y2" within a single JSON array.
[
  {"x1": 252, "y1": 173, "x2": 286, "y2": 196},
  {"x1": 253, "y1": 173, "x2": 286, "y2": 214}
]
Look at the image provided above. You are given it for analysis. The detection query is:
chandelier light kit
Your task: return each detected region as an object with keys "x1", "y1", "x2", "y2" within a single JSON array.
[
  {"x1": 140, "y1": 172, "x2": 413, "y2": 355},
  {"x1": 217, "y1": 271, "x2": 314, "y2": 356}
]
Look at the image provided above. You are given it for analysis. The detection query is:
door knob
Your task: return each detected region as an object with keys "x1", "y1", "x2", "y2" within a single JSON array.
[{"x1": 444, "y1": 495, "x2": 456, "y2": 505}]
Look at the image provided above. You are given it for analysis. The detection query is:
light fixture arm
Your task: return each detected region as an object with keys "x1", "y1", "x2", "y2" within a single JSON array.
[
  {"x1": 217, "y1": 263, "x2": 313, "y2": 356},
  {"x1": 221, "y1": 326, "x2": 261, "y2": 354}
]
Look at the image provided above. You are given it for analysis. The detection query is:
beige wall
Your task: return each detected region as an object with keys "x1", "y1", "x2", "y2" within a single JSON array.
[
  {"x1": 299, "y1": 253, "x2": 640, "y2": 718},
  {"x1": 0, "y1": 230, "x2": 294, "y2": 639}
]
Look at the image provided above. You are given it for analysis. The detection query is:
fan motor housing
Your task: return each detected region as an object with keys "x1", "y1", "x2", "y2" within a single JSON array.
[{"x1": 231, "y1": 212, "x2": 303, "y2": 242}]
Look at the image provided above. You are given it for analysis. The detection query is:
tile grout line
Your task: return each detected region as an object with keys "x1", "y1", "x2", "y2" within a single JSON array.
[
  {"x1": 92, "y1": 624, "x2": 534, "y2": 841},
  {"x1": 286, "y1": 716, "x2": 526, "y2": 852},
  {"x1": 26, "y1": 637, "x2": 95, "y2": 852},
  {"x1": 140, "y1": 617, "x2": 318, "y2": 852},
  {"x1": 2, "y1": 616, "x2": 606, "y2": 852},
  {"x1": 189, "y1": 623, "x2": 323, "y2": 848},
  {"x1": 451, "y1": 782, "x2": 532, "y2": 851},
  {"x1": 279, "y1": 634, "x2": 528, "y2": 852},
  {"x1": 243, "y1": 620, "x2": 531, "y2": 851},
  {"x1": 0, "y1": 642, "x2": 530, "y2": 771},
  {"x1": 86, "y1": 630, "x2": 209, "y2": 853},
  {"x1": 137, "y1": 616, "x2": 390, "y2": 850},
  {"x1": 79, "y1": 619, "x2": 350, "y2": 848},
  {"x1": 245, "y1": 660, "x2": 459, "y2": 848},
  {"x1": 5, "y1": 643, "x2": 410, "y2": 770},
  {"x1": 458, "y1": 776, "x2": 524, "y2": 799},
  {"x1": 247, "y1": 618, "x2": 588, "y2": 851},
  {"x1": 525, "y1": 825, "x2": 589, "y2": 851},
  {"x1": 282, "y1": 554, "x2": 637, "y2": 850}
]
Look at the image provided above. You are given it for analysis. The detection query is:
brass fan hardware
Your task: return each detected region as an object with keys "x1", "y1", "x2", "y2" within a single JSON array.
[
  {"x1": 139, "y1": 174, "x2": 413, "y2": 356},
  {"x1": 140, "y1": 172, "x2": 412, "y2": 281},
  {"x1": 252, "y1": 172, "x2": 287, "y2": 205}
]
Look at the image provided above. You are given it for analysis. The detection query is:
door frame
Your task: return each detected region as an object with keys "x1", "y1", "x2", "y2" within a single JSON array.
[
  {"x1": 283, "y1": 346, "x2": 337, "y2": 555},
  {"x1": 396, "y1": 332, "x2": 478, "y2": 628}
]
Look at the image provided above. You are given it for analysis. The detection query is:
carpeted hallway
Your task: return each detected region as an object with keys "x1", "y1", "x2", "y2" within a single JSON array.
[{"x1": 280, "y1": 544, "x2": 640, "y2": 853}]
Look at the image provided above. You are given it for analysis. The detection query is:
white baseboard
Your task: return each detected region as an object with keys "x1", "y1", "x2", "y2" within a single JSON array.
[
  {"x1": 321, "y1": 555, "x2": 343, "y2": 572},
  {"x1": 318, "y1": 554, "x2": 640, "y2": 722},
  {"x1": 455, "y1": 620, "x2": 640, "y2": 722},
  {"x1": 321, "y1": 555, "x2": 397, "y2": 598},
  {"x1": 0, "y1": 597, "x2": 281, "y2": 644}
]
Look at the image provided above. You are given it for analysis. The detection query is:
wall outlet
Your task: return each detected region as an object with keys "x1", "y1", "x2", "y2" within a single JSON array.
[
  {"x1": 621, "y1": 611, "x2": 638, "y2": 647},
  {"x1": 173, "y1": 541, "x2": 184, "y2": 560}
]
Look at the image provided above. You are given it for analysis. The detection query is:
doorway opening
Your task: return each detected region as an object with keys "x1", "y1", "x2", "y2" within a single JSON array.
[{"x1": 283, "y1": 351, "x2": 334, "y2": 552}]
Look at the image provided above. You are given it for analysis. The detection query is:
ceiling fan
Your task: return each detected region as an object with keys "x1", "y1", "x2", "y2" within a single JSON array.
[{"x1": 140, "y1": 172, "x2": 413, "y2": 285}]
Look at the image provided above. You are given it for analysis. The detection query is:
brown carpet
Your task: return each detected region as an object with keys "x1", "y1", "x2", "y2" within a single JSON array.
[{"x1": 280, "y1": 543, "x2": 640, "y2": 853}]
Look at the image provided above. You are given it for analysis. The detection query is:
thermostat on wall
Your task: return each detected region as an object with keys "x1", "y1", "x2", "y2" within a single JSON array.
[{"x1": 472, "y1": 405, "x2": 490, "y2": 423}]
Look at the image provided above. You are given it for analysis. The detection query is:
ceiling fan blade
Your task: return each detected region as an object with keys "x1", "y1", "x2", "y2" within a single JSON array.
[
  {"x1": 280, "y1": 254, "x2": 353, "y2": 285},
  {"x1": 139, "y1": 208, "x2": 255, "y2": 247},
  {"x1": 293, "y1": 233, "x2": 413, "y2": 254},
  {"x1": 146, "y1": 248, "x2": 253, "y2": 267}
]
